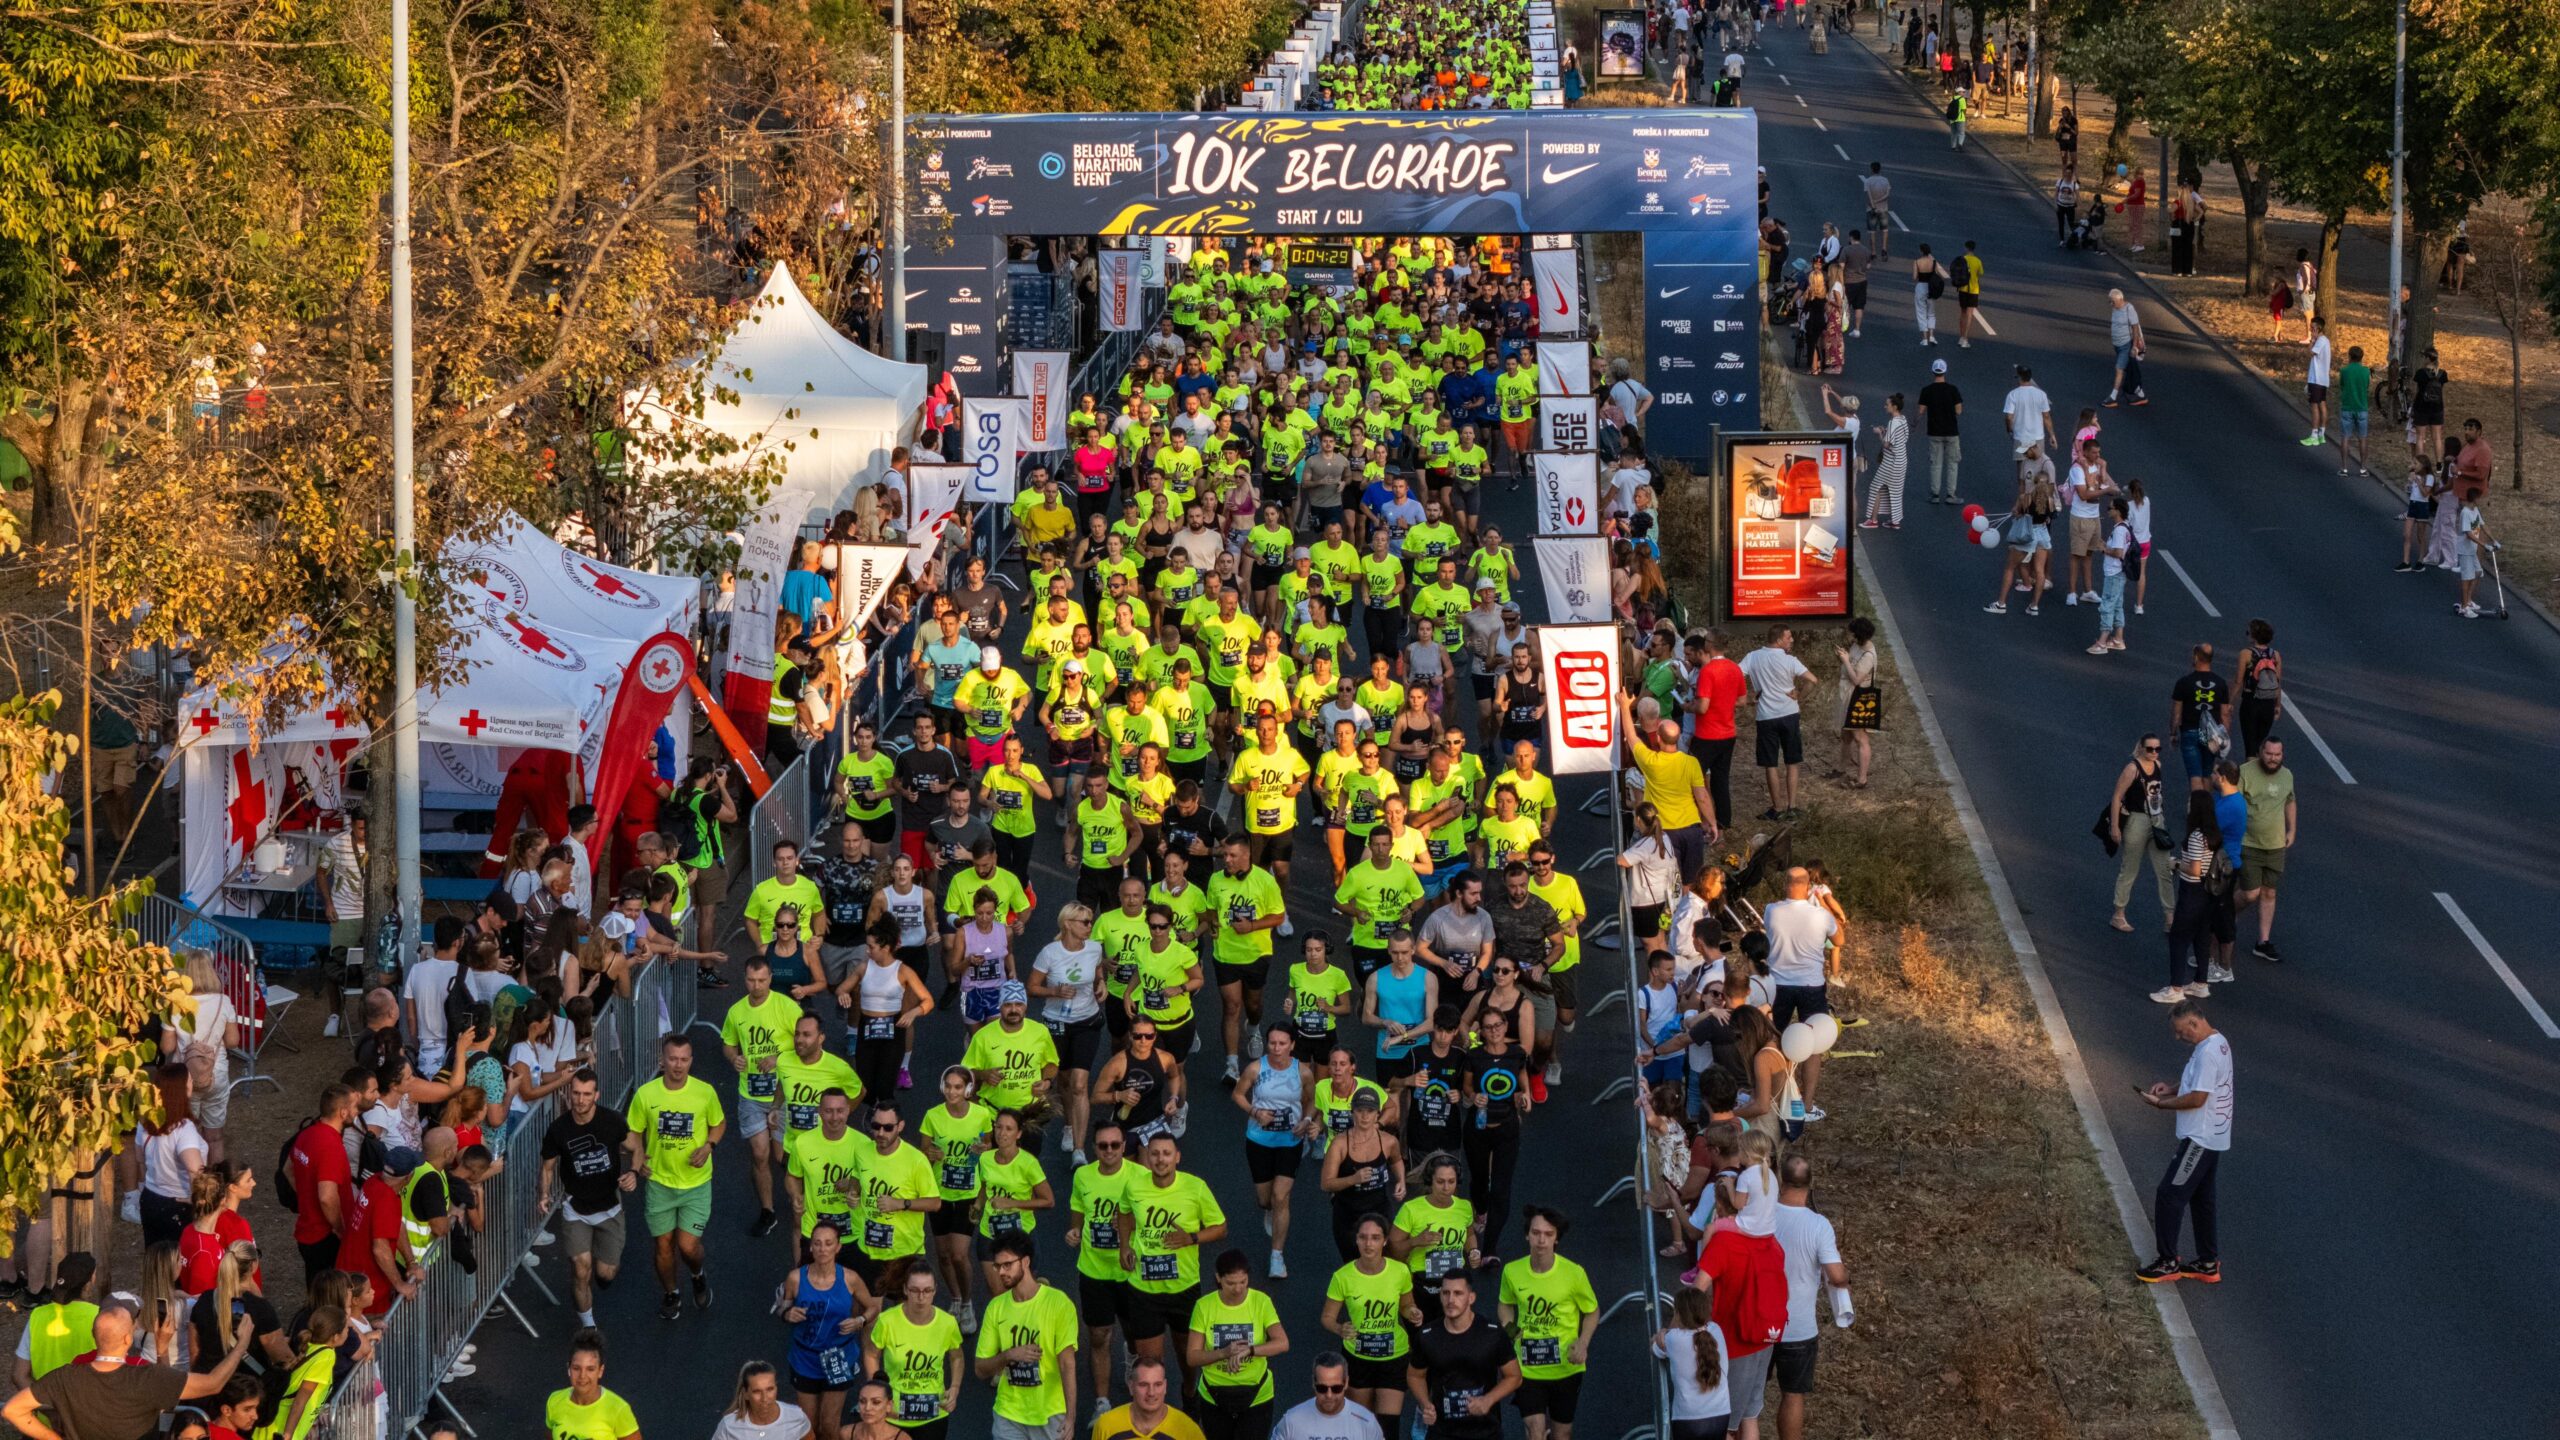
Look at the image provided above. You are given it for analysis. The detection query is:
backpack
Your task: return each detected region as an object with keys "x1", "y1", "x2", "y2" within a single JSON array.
[
  {"x1": 1944, "y1": 97, "x2": 1961, "y2": 121},
  {"x1": 273, "y1": 1117, "x2": 320, "y2": 1214},
  {"x1": 2243, "y1": 646, "x2": 2281, "y2": 700},
  {"x1": 2204, "y1": 845, "x2": 2235, "y2": 897}
]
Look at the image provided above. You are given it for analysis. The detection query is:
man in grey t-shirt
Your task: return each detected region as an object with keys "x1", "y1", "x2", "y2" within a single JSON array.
[
  {"x1": 1417, "y1": 873, "x2": 1496, "y2": 996},
  {"x1": 1861, "y1": 161, "x2": 1893, "y2": 256},
  {"x1": 1301, "y1": 433, "x2": 1352, "y2": 518},
  {"x1": 1459, "y1": 582, "x2": 1510, "y2": 745}
]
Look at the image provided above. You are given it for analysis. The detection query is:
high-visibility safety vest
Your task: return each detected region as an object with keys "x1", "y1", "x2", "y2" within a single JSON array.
[
  {"x1": 400, "y1": 1165, "x2": 446, "y2": 1261},
  {"x1": 768, "y1": 655, "x2": 799, "y2": 726}
]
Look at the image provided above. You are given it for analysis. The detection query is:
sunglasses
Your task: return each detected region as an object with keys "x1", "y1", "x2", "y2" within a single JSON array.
[
  {"x1": 1313, "y1": 1383, "x2": 1348, "y2": 1395},
  {"x1": 869, "y1": 1122, "x2": 898, "y2": 1134},
  {"x1": 1149, "y1": 922, "x2": 1171, "y2": 931},
  {"x1": 1095, "y1": 1139, "x2": 1125, "y2": 1149}
]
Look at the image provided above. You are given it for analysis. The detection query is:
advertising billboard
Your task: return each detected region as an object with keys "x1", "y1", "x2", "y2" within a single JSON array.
[
  {"x1": 1726, "y1": 432, "x2": 1855, "y2": 620},
  {"x1": 1597, "y1": 9, "x2": 1648, "y2": 78}
]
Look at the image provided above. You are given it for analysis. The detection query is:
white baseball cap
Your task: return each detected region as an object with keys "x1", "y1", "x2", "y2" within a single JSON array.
[
  {"x1": 979, "y1": 648, "x2": 1003, "y2": 672},
  {"x1": 1931, "y1": 358, "x2": 1949, "y2": 374}
]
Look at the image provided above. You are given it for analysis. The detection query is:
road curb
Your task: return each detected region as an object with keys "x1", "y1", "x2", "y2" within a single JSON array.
[{"x1": 1830, "y1": 23, "x2": 2560, "y2": 637}]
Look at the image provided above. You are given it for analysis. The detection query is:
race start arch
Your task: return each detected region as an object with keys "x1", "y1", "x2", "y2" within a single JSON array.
[{"x1": 908, "y1": 110, "x2": 1762, "y2": 458}]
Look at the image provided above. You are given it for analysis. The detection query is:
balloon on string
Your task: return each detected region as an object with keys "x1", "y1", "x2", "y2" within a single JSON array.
[
  {"x1": 1803, "y1": 1013, "x2": 1841, "y2": 1055},
  {"x1": 1977, "y1": 529, "x2": 2002, "y2": 549},
  {"x1": 1960, "y1": 504, "x2": 1985, "y2": 527},
  {"x1": 1970, "y1": 514, "x2": 1991, "y2": 534},
  {"x1": 1780, "y1": 1022, "x2": 1823, "y2": 1064}
]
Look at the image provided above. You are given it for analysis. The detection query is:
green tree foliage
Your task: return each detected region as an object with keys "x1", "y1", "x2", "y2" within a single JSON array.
[
  {"x1": 909, "y1": 0, "x2": 1299, "y2": 113},
  {"x1": 0, "y1": 689, "x2": 191, "y2": 1252}
]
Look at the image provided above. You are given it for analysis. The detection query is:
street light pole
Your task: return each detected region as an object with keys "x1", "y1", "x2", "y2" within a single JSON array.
[
  {"x1": 2385, "y1": 0, "x2": 2407, "y2": 376},
  {"x1": 888, "y1": 0, "x2": 907, "y2": 361},
  {"x1": 389, "y1": 0, "x2": 423, "y2": 966}
]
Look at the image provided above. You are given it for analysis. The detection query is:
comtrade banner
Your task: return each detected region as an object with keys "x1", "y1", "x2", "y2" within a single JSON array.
[
  {"x1": 1529, "y1": 247, "x2": 1583, "y2": 337},
  {"x1": 1011, "y1": 351, "x2": 1070, "y2": 449},
  {"x1": 1726, "y1": 431, "x2": 1855, "y2": 620},
  {"x1": 1535, "y1": 624, "x2": 1622, "y2": 775},
  {"x1": 1530, "y1": 452, "x2": 1599, "y2": 535},
  {"x1": 909, "y1": 111, "x2": 1757, "y2": 238},
  {"x1": 1535, "y1": 538, "x2": 1612, "y2": 622},
  {"x1": 1097, "y1": 249, "x2": 1145, "y2": 330}
]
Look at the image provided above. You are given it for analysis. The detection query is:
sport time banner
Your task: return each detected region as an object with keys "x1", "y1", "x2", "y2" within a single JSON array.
[
  {"x1": 908, "y1": 111, "x2": 1757, "y2": 237},
  {"x1": 1097, "y1": 249, "x2": 1144, "y2": 331},
  {"x1": 1535, "y1": 624, "x2": 1623, "y2": 776},
  {"x1": 1726, "y1": 431, "x2": 1855, "y2": 620}
]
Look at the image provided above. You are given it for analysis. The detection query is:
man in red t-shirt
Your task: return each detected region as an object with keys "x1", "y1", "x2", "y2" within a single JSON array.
[
  {"x1": 1685, "y1": 630, "x2": 1749, "y2": 830},
  {"x1": 1699, "y1": 1220, "x2": 1789, "y2": 1434},
  {"x1": 288, "y1": 1085, "x2": 358, "y2": 1283},
  {"x1": 335, "y1": 1149, "x2": 413, "y2": 1317}
]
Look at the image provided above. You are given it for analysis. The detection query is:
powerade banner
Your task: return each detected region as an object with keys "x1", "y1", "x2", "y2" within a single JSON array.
[
  {"x1": 909, "y1": 111, "x2": 1756, "y2": 238},
  {"x1": 1646, "y1": 227, "x2": 1764, "y2": 459}
]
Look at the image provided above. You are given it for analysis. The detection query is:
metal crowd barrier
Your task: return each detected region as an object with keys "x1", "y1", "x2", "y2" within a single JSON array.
[
  {"x1": 127, "y1": 892, "x2": 286, "y2": 1099},
  {"x1": 312, "y1": 947, "x2": 701, "y2": 1440}
]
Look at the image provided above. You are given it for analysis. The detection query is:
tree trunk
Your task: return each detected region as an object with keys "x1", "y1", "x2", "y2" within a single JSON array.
[
  {"x1": 2106, "y1": 103, "x2": 2134, "y2": 169},
  {"x1": 2231, "y1": 154, "x2": 2271, "y2": 293},
  {"x1": 2406, "y1": 229, "x2": 2450, "y2": 377},
  {"x1": 2031, "y1": 19, "x2": 2056, "y2": 138},
  {"x1": 2314, "y1": 214, "x2": 2344, "y2": 337},
  {"x1": 2511, "y1": 324, "x2": 2526, "y2": 490}
]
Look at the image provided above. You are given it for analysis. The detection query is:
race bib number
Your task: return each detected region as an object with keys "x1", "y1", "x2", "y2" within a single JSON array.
[
  {"x1": 1523, "y1": 1337, "x2": 1563, "y2": 1368},
  {"x1": 898, "y1": 1392, "x2": 939, "y2": 1422},
  {"x1": 1262, "y1": 1104, "x2": 1298, "y2": 1132},
  {"x1": 863, "y1": 1015, "x2": 897, "y2": 1041},
  {"x1": 1427, "y1": 837, "x2": 1455, "y2": 862},
  {"x1": 1327, "y1": 1107, "x2": 1353, "y2": 1132},
  {"x1": 1174, "y1": 727, "x2": 1200, "y2": 748},
  {"x1": 1090, "y1": 1218, "x2": 1119, "y2": 1250},
  {"x1": 1007, "y1": 1357, "x2": 1041, "y2": 1388},
  {"x1": 1255, "y1": 804, "x2": 1282, "y2": 829},
  {"x1": 1212, "y1": 1322, "x2": 1254, "y2": 1351},
  {"x1": 864, "y1": 1219, "x2": 895, "y2": 1250},
  {"x1": 999, "y1": 789, "x2": 1024, "y2": 811},
  {"x1": 747, "y1": 1072, "x2": 779, "y2": 1100},
  {"x1": 940, "y1": 1159, "x2": 978, "y2": 1192},
  {"x1": 1425, "y1": 1247, "x2": 1461, "y2": 1280},
  {"x1": 1296, "y1": 1007, "x2": 1329, "y2": 1037},
  {"x1": 1355, "y1": 1330, "x2": 1394, "y2": 1359},
  {"x1": 989, "y1": 1208, "x2": 1024, "y2": 1235},
  {"x1": 816, "y1": 1210, "x2": 851, "y2": 1235},
  {"x1": 787, "y1": 1102, "x2": 820, "y2": 1131},
  {"x1": 657, "y1": 1112, "x2": 695, "y2": 1141},
  {"x1": 820, "y1": 1345, "x2": 856, "y2": 1386},
  {"x1": 1440, "y1": 1387, "x2": 1482, "y2": 1418},
  {"x1": 1088, "y1": 834, "x2": 1111, "y2": 856},
  {"x1": 1141, "y1": 1252, "x2": 1180, "y2": 1283}
]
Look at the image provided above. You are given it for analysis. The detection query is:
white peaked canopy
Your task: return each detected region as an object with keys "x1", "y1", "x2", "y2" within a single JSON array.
[{"x1": 632, "y1": 261, "x2": 927, "y2": 511}]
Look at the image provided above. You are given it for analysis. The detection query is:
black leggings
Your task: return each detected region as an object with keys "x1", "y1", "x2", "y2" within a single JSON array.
[
  {"x1": 1195, "y1": 1389, "x2": 1273, "y2": 1440},
  {"x1": 1362, "y1": 606, "x2": 1404, "y2": 663},
  {"x1": 853, "y1": 1029, "x2": 904, "y2": 1103},
  {"x1": 2166, "y1": 876, "x2": 2214, "y2": 988},
  {"x1": 1462, "y1": 1119, "x2": 1522, "y2": 1254},
  {"x1": 993, "y1": 830, "x2": 1034, "y2": 882}
]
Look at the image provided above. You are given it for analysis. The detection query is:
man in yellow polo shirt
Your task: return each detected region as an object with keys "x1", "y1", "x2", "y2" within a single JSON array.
[{"x1": 1622, "y1": 704, "x2": 1717, "y2": 883}]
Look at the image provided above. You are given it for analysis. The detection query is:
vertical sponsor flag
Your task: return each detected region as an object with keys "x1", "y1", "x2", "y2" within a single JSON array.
[
  {"x1": 1535, "y1": 624, "x2": 1622, "y2": 776},
  {"x1": 906, "y1": 464, "x2": 969, "y2": 579},
  {"x1": 1530, "y1": 248, "x2": 1583, "y2": 337},
  {"x1": 1012, "y1": 351, "x2": 1071, "y2": 450},
  {"x1": 585, "y1": 631, "x2": 696, "y2": 899},
  {"x1": 1097, "y1": 250, "x2": 1144, "y2": 331},
  {"x1": 718, "y1": 485, "x2": 812, "y2": 744},
  {"x1": 1541, "y1": 395, "x2": 1598, "y2": 453},
  {"x1": 1530, "y1": 452, "x2": 1599, "y2": 535},
  {"x1": 1534, "y1": 538, "x2": 1612, "y2": 622},
  {"x1": 961, "y1": 398, "x2": 1029, "y2": 502},
  {"x1": 832, "y1": 544, "x2": 911, "y2": 635},
  {"x1": 1536, "y1": 340, "x2": 1591, "y2": 400}
]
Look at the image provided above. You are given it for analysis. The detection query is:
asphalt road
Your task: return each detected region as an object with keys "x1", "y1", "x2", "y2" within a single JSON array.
[
  {"x1": 1748, "y1": 20, "x2": 2560, "y2": 1436},
  {"x1": 443, "y1": 463, "x2": 1656, "y2": 1433}
]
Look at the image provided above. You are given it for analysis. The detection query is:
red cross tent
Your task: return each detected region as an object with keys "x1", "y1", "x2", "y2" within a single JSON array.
[{"x1": 178, "y1": 514, "x2": 698, "y2": 915}]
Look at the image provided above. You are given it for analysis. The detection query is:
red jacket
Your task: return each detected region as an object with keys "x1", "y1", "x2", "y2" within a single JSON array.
[{"x1": 1700, "y1": 1226, "x2": 1789, "y2": 1358}]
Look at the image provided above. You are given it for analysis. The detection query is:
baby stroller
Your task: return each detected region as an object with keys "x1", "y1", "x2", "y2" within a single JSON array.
[{"x1": 2068, "y1": 195, "x2": 2109, "y2": 251}]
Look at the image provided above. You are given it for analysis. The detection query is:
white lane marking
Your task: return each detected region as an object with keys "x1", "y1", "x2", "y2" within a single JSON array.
[
  {"x1": 2435, "y1": 893, "x2": 2560, "y2": 1039},
  {"x1": 1775, "y1": 70, "x2": 1789, "y2": 83},
  {"x1": 2155, "y1": 548, "x2": 2220, "y2": 618},
  {"x1": 2282, "y1": 700, "x2": 2357, "y2": 785},
  {"x1": 1794, "y1": 93, "x2": 1808, "y2": 107},
  {"x1": 1833, "y1": 143, "x2": 1853, "y2": 162},
  {"x1": 1971, "y1": 312, "x2": 1999, "y2": 337},
  {"x1": 1891, "y1": 212, "x2": 1910, "y2": 232},
  {"x1": 1812, "y1": 116, "x2": 1828, "y2": 131}
]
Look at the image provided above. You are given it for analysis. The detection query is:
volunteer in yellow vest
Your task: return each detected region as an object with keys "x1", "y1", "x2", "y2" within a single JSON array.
[
  {"x1": 1185, "y1": 1250, "x2": 1288, "y2": 1433},
  {"x1": 627, "y1": 1032, "x2": 726, "y2": 1318},
  {"x1": 543, "y1": 1329, "x2": 641, "y2": 1440},
  {"x1": 13, "y1": 1254, "x2": 100, "y2": 1382},
  {"x1": 257, "y1": 1308, "x2": 349, "y2": 1440},
  {"x1": 768, "y1": 634, "x2": 816, "y2": 765},
  {"x1": 719, "y1": 954, "x2": 806, "y2": 1237},
  {"x1": 398, "y1": 1129, "x2": 461, "y2": 1267}
]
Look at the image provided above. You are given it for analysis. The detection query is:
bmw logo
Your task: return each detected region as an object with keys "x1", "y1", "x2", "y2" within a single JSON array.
[
  {"x1": 1712, "y1": 390, "x2": 1731, "y2": 406},
  {"x1": 1039, "y1": 152, "x2": 1066, "y2": 179}
]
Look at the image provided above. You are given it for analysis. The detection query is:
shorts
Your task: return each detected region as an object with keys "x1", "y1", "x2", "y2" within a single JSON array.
[
  {"x1": 1451, "y1": 484, "x2": 1481, "y2": 518},
  {"x1": 849, "y1": 810, "x2": 899, "y2": 846},
  {"x1": 1546, "y1": 963, "x2": 1579, "y2": 1013},
  {"x1": 2239, "y1": 845, "x2": 2285, "y2": 892},
  {"x1": 1252, "y1": 562, "x2": 1285, "y2": 593},
  {"x1": 1526, "y1": 986, "x2": 1557, "y2": 1045},
  {"x1": 1249, "y1": 830, "x2": 1296, "y2": 866},
  {"x1": 1770, "y1": 982, "x2": 1830, "y2": 1030},
  {"x1": 930, "y1": 1203, "x2": 975, "y2": 1238},
  {"x1": 2306, "y1": 382, "x2": 2329, "y2": 405},
  {"x1": 820, "y1": 941, "x2": 868, "y2": 988},
  {"x1": 962, "y1": 986, "x2": 1004, "y2": 1026},
  {"x1": 1514, "y1": 1373, "x2": 1583, "y2": 1422},
  {"x1": 1753, "y1": 714, "x2": 1804, "y2": 768},
  {"x1": 686, "y1": 858, "x2": 733, "y2": 912},
  {"x1": 1470, "y1": 671, "x2": 1502, "y2": 701},
  {"x1": 1077, "y1": 1271, "x2": 1134, "y2": 1329},
  {"x1": 737, "y1": 1096, "x2": 781, "y2": 1139},
  {"x1": 1501, "y1": 421, "x2": 1535, "y2": 455},
  {"x1": 1629, "y1": 902, "x2": 1667, "y2": 939},
  {"x1": 991, "y1": 1418, "x2": 1067, "y2": 1440},
  {"x1": 968, "y1": 736, "x2": 1009, "y2": 771},
  {"x1": 1725, "y1": 1344, "x2": 1774, "y2": 1421},
  {"x1": 644, "y1": 1179, "x2": 714, "y2": 1237},
  {"x1": 1374, "y1": 1049, "x2": 1421, "y2": 1084},
  {"x1": 1049, "y1": 734, "x2": 1098, "y2": 771},
  {"x1": 2176, "y1": 728, "x2": 2211, "y2": 779},
  {"x1": 793, "y1": 1369, "x2": 854, "y2": 1396},
  {"x1": 1047, "y1": 1014, "x2": 1106, "y2": 1072},
  {"x1": 1956, "y1": 290, "x2": 1980, "y2": 309},
  {"x1": 1773, "y1": 1336, "x2": 1820, "y2": 1395},
  {"x1": 1246, "y1": 1139, "x2": 1304, "y2": 1183},
  {"x1": 1122, "y1": 1283, "x2": 1198, "y2": 1342},
  {"x1": 1216, "y1": 957, "x2": 1270, "y2": 992},
  {"x1": 1345, "y1": 1351, "x2": 1408, "y2": 1393},
  {"x1": 2339, "y1": 409, "x2": 2369, "y2": 438},
  {"x1": 559, "y1": 1209, "x2": 628, "y2": 1268},
  {"x1": 1309, "y1": 504, "x2": 1347, "y2": 533},
  {"x1": 92, "y1": 743, "x2": 140, "y2": 791},
  {"x1": 1844, "y1": 281, "x2": 1868, "y2": 310},
  {"x1": 2069, "y1": 514, "x2": 2101, "y2": 557}
]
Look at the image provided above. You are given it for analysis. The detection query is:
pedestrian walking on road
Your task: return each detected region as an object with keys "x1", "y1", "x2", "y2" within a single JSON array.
[
  {"x1": 1981, "y1": 479, "x2": 2054, "y2": 616},
  {"x1": 1952, "y1": 241, "x2": 1985, "y2": 348},
  {"x1": 2156, "y1": 792, "x2": 2224, "y2": 1003},
  {"x1": 1861, "y1": 163, "x2": 1892, "y2": 259},
  {"x1": 1910, "y1": 244, "x2": 1943, "y2": 346},
  {"x1": 2103, "y1": 291, "x2": 2147, "y2": 407},
  {"x1": 2125, "y1": 475, "x2": 2153, "y2": 613},
  {"x1": 2453, "y1": 491, "x2": 2497, "y2": 618},
  {"x1": 2104, "y1": 735, "x2": 2174, "y2": 934},
  {"x1": 2051, "y1": 171, "x2": 2080, "y2": 245},
  {"x1": 2062, "y1": 440, "x2": 2118, "y2": 605},
  {"x1": 1841, "y1": 229, "x2": 1871, "y2": 336},
  {"x1": 1916, "y1": 359, "x2": 1962, "y2": 502},
  {"x1": 2235, "y1": 740, "x2": 2296, "y2": 964},
  {"x1": 1946, "y1": 88, "x2": 1968, "y2": 149},
  {"x1": 2087, "y1": 497, "x2": 2133, "y2": 655},
  {"x1": 2001, "y1": 366, "x2": 2055, "y2": 485},
  {"x1": 2301, "y1": 318, "x2": 2332, "y2": 447},
  {"x1": 2137, "y1": 999, "x2": 2231, "y2": 1284},
  {"x1": 2232, "y1": 620, "x2": 2283, "y2": 759},
  {"x1": 2399, "y1": 459, "x2": 2447, "y2": 572},
  {"x1": 2169, "y1": 644, "x2": 2231, "y2": 792},
  {"x1": 1857, "y1": 394, "x2": 1910, "y2": 529},
  {"x1": 2054, "y1": 104, "x2": 2079, "y2": 175}
]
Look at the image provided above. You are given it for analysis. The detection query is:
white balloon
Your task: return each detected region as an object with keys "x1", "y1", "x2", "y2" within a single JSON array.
[
  {"x1": 1803, "y1": 1012, "x2": 1842, "y2": 1055},
  {"x1": 1970, "y1": 514, "x2": 1991, "y2": 534},
  {"x1": 1780, "y1": 1021, "x2": 1822, "y2": 1064},
  {"x1": 1977, "y1": 529, "x2": 2002, "y2": 549}
]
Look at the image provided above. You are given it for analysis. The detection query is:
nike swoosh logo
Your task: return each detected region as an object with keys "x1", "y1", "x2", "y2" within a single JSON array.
[
  {"x1": 1548, "y1": 280, "x2": 1572, "y2": 317},
  {"x1": 1540, "y1": 162, "x2": 1599, "y2": 184},
  {"x1": 1657, "y1": 286, "x2": 1692, "y2": 299},
  {"x1": 903, "y1": 289, "x2": 928, "y2": 303}
]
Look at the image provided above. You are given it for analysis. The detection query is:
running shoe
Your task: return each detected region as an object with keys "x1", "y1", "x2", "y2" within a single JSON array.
[
  {"x1": 2183, "y1": 982, "x2": 2211, "y2": 998},
  {"x1": 1223, "y1": 1055, "x2": 1242, "y2": 1082},
  {"x1": 2253, "y1": 940, "x2": 2283, "y2": 963},
  {"x1": 2147, "y1": 987, "x2": 2185, "y2": 1004},
  {"x1": 1269, "y1": 1252, "x2": 1288, "y2": 1279},
  {"x1": 660, "y1": 1291, "x2": 682, "y2": 1320},
  {"x1": 692, "y1": 1273, "x2": 713, "y2": 1311},
  {"x1": 1983, "y1": 602, "x2": 2007, "y2": 614},
  {"x1": 751, "y1": 1209, "x2": 779, "y2": 1239},
  {"x1": 2178, "y1": 1259, "x2": 2221, "y2": 1284},
  {"x1": 2135, "y1": 1259, "x2": 2184, "y2": 1284},
  {"x1": 2207, "y1": 964, "x2": 2235, "y2": 984}
]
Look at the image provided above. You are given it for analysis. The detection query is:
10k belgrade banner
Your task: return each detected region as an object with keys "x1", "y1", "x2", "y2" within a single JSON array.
[
  {"x1": 1726, "y1": 433, "x2": 1855, "y2": 620},
  {"x1": 1535, "y1": 624, "x2": 1622, "y2": 776}
]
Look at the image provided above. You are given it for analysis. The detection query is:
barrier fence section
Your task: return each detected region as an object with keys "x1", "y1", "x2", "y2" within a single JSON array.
[
  {"x1": 128, "y1": 892, "x2": 283, "y2": 1100},
  {"x1": 313, "y1": 946, "x2": 701, "y2": 1440}
]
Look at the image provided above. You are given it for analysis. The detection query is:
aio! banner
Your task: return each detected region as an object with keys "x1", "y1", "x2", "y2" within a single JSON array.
[{"x1": 1535, "y1": 624, "x2": 1622, "y2": 776}]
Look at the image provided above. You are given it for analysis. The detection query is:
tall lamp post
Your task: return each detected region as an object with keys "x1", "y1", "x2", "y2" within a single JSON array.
[
  {"x1": 888, "y1": 0, "x2": 907, "y2": 361},
  {"x1": 2385, "y1": 0, "x2": 2407, "y2": 378},
  {"x1": 389, "y1": 0, "x2": 423, "y2": 965}
]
